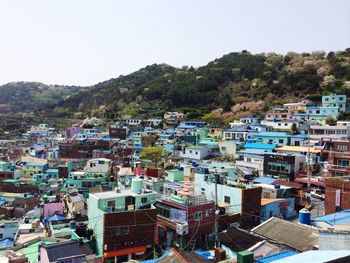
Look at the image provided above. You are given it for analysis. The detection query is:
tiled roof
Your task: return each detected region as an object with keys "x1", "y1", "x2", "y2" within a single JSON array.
[
  {"x1": 44, "y1": 240, "x2": 93, "y2": 262},
  {"x1": 251, "y1": 217, "x2": 319, "y2": 251}
]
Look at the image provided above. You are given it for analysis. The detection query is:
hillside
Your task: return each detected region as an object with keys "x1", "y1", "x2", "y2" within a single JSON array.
[
  {"x1": 0, "y1": 82, "x2": 89, "y2": 114},
  {"x1": 2, "y1": 49, "x2": 350, "y2": 121}
]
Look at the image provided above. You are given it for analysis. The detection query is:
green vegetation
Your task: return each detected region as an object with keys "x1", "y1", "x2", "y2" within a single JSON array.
[
  {"x1": 140, "y1": 146, "x2": 164, "y2": 166},
  {"x1": 1, "y1": 49, "x2": 350, "y2": 121}
]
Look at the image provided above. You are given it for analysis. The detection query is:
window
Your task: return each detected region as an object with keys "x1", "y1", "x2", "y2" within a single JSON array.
[
  {"x1": 141, "y1": 197, "x2": 147, "y2": 203},
  {"x1": 337, "y1": 144, "x2": 348, "y2": 151},
  {"x1": 115, "y1": 226, "x2": 129, "y2": 236},
  {"x1": 278, "y1": 139, "x2": 283, "y2": 144},
  {"x1": 195, "y1": 151, "x2": 198, "y2": 155},
  {"x1": 194, "y1": 211, "x2": 202, "y2": 221},
  {"x1": 107, "y1": 200, "x2": 116, "y2": 208},
  {"x1": 247, "y1": 158, "x2": 251, "y2": 162},
  {"x1": 224, "y1": 196, "x2": 231, "y2": 204}
]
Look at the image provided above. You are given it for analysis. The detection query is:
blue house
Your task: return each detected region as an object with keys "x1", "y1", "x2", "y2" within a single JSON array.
[{"x1": 250, "y1": 132, "x2": 290, "y2": 146}]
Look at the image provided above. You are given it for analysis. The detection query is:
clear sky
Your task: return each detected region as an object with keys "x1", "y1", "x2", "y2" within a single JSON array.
[{"x1": 0, "y1": 0, "x2": 349, "y2": 86}]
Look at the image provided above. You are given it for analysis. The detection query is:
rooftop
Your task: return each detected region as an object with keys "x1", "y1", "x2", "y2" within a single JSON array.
[
  {"x1": 251, "y1": 217, "x2": 319, "y2": 252},
  {"x1": 90, "y1": 189, "x2": 156, "y2": 200},
  {"x1": 244, "y1": 143, "x2": 277, "y2": 150},
  {"x1": 261, "y1": 198, "x2": 286, "y2": 206},
  {"x1": 273, "y1": 250, "x2": 350, "y2": 263},
  {"x1": 312, "y1": 209, "x2": 350, "y2": 227},
  {"x1": 276, "y1": 146, "x2": 321, "y2": 154}
]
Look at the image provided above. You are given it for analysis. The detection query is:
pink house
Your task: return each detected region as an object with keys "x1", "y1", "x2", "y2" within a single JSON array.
[{"x1": 44, "y1": 202, "x2": 64, "y2": 218}]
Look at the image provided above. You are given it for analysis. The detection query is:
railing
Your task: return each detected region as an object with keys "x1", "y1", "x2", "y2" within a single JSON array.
[{"x1": 158, "y1": 193, "x2": 213, "y2": 206}]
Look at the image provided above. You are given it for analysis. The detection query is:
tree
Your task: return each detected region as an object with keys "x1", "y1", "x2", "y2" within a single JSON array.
[
  {"x1": 202, "y1": 112, "x2": 222, "y2": 126},
  {"x1": 0, "y1": 128, "x2": 4, "y2": 138},
  {"x1": 326, "y1": 116, "x2": 337, "y2": 126},
  {"x1": 290, "y1": 123, "x2": 299, "y2": 135},
  {"x1": 140, "y1": 146, "x2": 164, "y2": 166}
]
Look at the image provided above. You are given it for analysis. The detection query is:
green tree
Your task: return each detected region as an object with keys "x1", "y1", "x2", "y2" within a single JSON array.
[
  {"x1": 290, "y1": 123, "x2": 299, "y2": 135},
  {"x1": 140, "y1": 146, "x2": 164, "y2": 166},
  {"x1": 326, "y1": 116, "x2": 337, "y2": 126},
  {"x1": 0, "y1": 128, "x2": 4, "y2": 137},
  {"x1": 202, "y1": 112, "x2": 222, "y2": 126}
]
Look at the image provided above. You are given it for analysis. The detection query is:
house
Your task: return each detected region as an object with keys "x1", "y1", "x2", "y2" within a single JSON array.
[
  {"x1": 44, "y1": 202, "x2": 64, "y2": 219},
  {"x1": 180, "y1": 120, "x2": 207, "y2": 128},
  {"x1": 218, "y1": 141, "x2": 238, "y2": 157},
  {"x1": 322, "y1": 140, "x2": 350, "y2": 177},
  {"x1": 156, "y1": 182, "x2": 215, "y2": 250},
  {"x1": 109, "y1": 126, "x2": 128, "y2": 139},
  {"x1": 306, "y1": 106, "x2": 340, "y2": 119},
  {"x1": 309, "y1": 124, "x2": 350, "y2": 140},
  {"x1": 223, "y1": 125, "x2": 258, "y2": 141},
  {"x1": 143, "y1": 118, "x2": 163, "y2": 127},
  {"x1": 179, "y1": 145, "x2": 212, "y2": 161},
  {"x1": 283, "y1": 101, "x2": 308, "y2": 113},
  {"x1": 87, "y1": 178, "x2": 157, "y2": 262},
  {"x1": 251, "y1": 217, "x2": 319, "y2": 251},
  {"x1": 263, "y1": 153, "x2": 305, "y2": 181},
  {"x1": 124, "y1": 117, "x2": 143, "y2": 126},
  {"x1": 250, "y1": 132, "x2": 290, "y2": 146},
  {"x1": 84, "y1": 158, "x2": 112, "y2": 176},
  {"x1": 12, "y1": 194, "x2": 41, "y2": 218},
  {"x1": 194, "y1": 171, "x2": 262, "y2": 229},
  {"x1": 163, "y1": 112, "x2": 185, "y2": 126},
  {"x1": 230, "y1": 115, "x2": 262, "y2": 126},
  {"x1": 265, "y1": 108, "x2": 292, "y2": 121},
  {"x1": 64, "y1": 171, "x2": 107, "y2": 192},
  {"x1": 0, "y1": 221, "x2": 19, "y2": 240},
  {"x1": 236, "y1": 149, "x2": 266, "y2": 176},
  {"x1": 261, "y1": 120, "x2": 301, "y2": 132},
  {"x1": 322, "y1": 93, "x2": 347, "y2": 112},
  {"x1": 275, "y1": 145, "x2": 321, "y2": 164},
  {"x1": 39, "y1": 240, "x2": 96, "y2": 263},
  {"x1": 22, "y1": 162, "x2": 48, "y2": 178},
  {"x1": 64, "y1": 191, "x2": 86, "y2": 217},
  {"x1": 260, "y1": 198, "x2": 296, "y2": 221},
  {"x1": 30, "y1": 123, "x2": 53, "y2": 134}
]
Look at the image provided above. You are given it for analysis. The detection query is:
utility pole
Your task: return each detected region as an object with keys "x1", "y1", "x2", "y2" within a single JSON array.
[
  {"x1": 307, "y1": 129, "x2": 311, "y2": 190},
  {"x1": 214, "y1": 169, "x2": 219, "y2": 248}
]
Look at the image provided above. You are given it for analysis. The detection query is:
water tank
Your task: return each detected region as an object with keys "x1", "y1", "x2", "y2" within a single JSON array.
[
  {"x1": 69, "y1": 220, "x2": 77, "y2": 229},
  {"x1": 131, "y1": 178, "x2": 143, "y2": 193},
  {"x1": 299, "y1": 209, "x2": 311, "y2": 225}
]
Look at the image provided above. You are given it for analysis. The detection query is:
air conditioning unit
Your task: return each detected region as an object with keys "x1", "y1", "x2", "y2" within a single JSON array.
[{"x1": 176, "y1": 223, "x2": 188, "y2": 236}]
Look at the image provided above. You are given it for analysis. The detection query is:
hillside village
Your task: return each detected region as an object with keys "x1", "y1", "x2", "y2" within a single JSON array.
[{"x1": 0, "y1": 92, "x2": 350, "y2": 262}]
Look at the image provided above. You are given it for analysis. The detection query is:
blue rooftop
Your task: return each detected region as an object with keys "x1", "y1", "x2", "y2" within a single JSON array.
[
  {"x1": 311, "y1": 209, "x2": 350, "y2": 226},
  {"x1": 272, "y1": 250, "x2": 350, "y2": 263},
  {"x1": 0, "y1": 197, "x2": 6, "y2": 206},
  {"x1": 254, "y1": 132, "x2": 290, "y2": 138},
  {"x1": 46, "y1": 213, "x2": 66, "y2": 222},
  {"x1": 244, "y1": 143, "x2": 277, "y2": 150},
  {"x1": 255, "y1": 251, "x2": 298, "y2": 263},
  {"x1": 0, "y1": 238, "x2": 14, "y2": 249},
  {"x1": 46, "y1": 169, "x2": 59, "y2": 174},
  {"x1": 24, "y1": 163, "x2": 47, "y2": 167}
]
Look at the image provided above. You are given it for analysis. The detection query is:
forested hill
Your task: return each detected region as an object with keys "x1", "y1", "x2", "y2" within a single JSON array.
[
  {"x1": 0, "y1": 82, "x2": 89, "y2": 114},
  {"x1": 2, "y1": 49, "x2": 350, "y2": 120}
]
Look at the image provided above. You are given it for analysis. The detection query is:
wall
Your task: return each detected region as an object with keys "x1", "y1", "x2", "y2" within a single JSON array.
[
  {"x1": 44, "y1": 202, "x2": 64, "y2": 218},
  {"x1": 325, "y1": 178, "x2": 350, "y2": 214}
]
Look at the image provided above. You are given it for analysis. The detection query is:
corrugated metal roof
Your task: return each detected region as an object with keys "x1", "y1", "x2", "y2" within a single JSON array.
[{"x1": 255, "y1": 250, "x2": 298, "y2": 263}]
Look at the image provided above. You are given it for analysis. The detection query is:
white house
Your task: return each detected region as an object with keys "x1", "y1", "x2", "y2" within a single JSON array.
[
  {"x1": 84, "y1": 158, "x2": 112, "y2": 175},
  {"x1": 179, "y1": 145, "x2": 212, "y2": 160}
]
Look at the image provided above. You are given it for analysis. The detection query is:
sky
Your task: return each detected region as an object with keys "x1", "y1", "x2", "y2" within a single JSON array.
[{"x1": 0, "y1": 0, "x2": 349, "y2": 86}]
